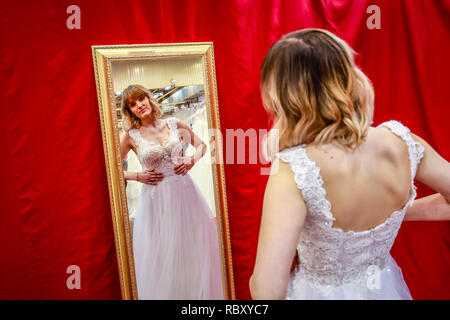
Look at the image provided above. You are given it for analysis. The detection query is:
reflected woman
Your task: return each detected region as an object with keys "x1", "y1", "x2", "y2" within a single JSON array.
[{"x1": 120, "y1": 84, "x2": 223, "y2": 299}]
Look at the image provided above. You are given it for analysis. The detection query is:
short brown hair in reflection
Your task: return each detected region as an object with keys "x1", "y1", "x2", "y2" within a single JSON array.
[{"x1": 120, "y1": 84, "x2": 162, "y2": 130}]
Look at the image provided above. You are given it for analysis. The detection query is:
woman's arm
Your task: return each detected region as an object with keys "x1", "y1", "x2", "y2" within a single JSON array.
[
  {"x1": 404, "y1": 134, "x2": 450, "y2": 221},
  {"x1": 120, "y1": 131, "x2": 137, "y2": 181},
  {"x1": 405, "y1": 193, "x2": 450, "y2": 221},
  {"x1": 174, "y1": 120, "x2": 207, "y2": 175},
  {"x1": 250, "y1": 159, "x2": 307, "y2": 300}
]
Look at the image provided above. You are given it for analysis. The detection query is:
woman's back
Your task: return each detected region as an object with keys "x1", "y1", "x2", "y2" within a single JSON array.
[
  {"x1": 251, "y1": 28, "x2": 450, "y2": 301},
  {"x1": 276, "y1": 121, "x2": 423, "y2": 299},
  {"x1": 307, "y1": 125, "x2": 412, "y2": 233}
]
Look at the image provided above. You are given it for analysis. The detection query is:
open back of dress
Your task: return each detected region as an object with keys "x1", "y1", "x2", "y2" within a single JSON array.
[{"x1": 276, "y1": 120, "x2": 424, "y2": 299}]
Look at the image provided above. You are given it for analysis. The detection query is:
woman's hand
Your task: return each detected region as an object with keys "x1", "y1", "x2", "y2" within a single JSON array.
[
  {"x1": 174, "y1": 157, "x2": 194, "y2": 176},
  {"x1": 137, "y1": 169, "x2": 164, "y2": 185}
]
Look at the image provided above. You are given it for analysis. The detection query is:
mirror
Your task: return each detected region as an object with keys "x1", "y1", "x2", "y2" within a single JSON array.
[{"x1": 92, "y1": 43, "x2": 234, "y2": 300}]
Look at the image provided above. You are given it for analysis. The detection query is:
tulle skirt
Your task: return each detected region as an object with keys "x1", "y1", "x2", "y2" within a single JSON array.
[
  {"x1": 132, "y1": 174, "x2": 224, "y2": 300},
  {"x1": 286, "y1": 255, "x2": 412, "y2": 300}
]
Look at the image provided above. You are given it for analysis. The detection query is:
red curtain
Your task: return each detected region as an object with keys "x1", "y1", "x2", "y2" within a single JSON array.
[{"x1": 1, "y1": 0, "x2": 449, "y2": 299}]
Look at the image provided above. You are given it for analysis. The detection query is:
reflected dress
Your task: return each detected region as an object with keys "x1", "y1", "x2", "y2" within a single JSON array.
[
  {"x1": 128, "y1": 117, "x2": 223, "y2": 300},
  {"x1": 276, "y1": 121, "x2": 424, "y2": 299}
]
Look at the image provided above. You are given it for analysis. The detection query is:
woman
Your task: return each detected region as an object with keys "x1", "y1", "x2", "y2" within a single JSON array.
[
  {"x1": 119, "y1": 84, "x2": 223, "y2": 300},
  {"x1": 250, "y1": 29, "x2": 450, "y2": 300}
]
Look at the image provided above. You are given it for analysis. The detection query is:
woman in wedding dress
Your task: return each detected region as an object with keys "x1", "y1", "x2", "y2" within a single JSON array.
[
  {"x1": 250, "y1": 29, "x2": 450, "y2": 300},
  {"x1": 119, "y1": 84, "x2": 223, "y2": 300}
]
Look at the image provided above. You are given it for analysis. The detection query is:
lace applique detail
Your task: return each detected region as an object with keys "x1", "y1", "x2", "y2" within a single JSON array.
[
  {"x1": 276, "y1": 121, "x2": 424, "y2": 290},
  {"x1": 128, "y1": 118, "x2": 183, "y2": 199},
  {"x1": 166, "y1": 117, "x2": 179, "y2": 138},
  {"x1": 276, "y1": 146, "x2": 334, "y2": 224}
]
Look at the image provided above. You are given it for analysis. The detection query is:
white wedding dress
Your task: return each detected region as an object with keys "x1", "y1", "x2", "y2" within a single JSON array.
[
  {"x1": 128, "y1": 117, "x2": 223, "y2": 300},
  {"x1": 276, "y1": 121, "x2": 424, "y2": 300}
]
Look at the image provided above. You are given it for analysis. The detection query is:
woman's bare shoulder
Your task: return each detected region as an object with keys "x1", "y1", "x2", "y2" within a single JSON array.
[
  {"x1": 371, "y1": 126, "x2": 410, "y2": 162},
  {"x1": 120, "y1": 130, "x2": 138, "y2": 148},
  {"x1": 304, "y1": 126, "x2": 409, "y2": 169},
  {"x1": 120, "y1": 129, "x2": 133, "y2": 140},
  {"x1": 172, "y1": 118, "x2": 188, "y2": 129}
]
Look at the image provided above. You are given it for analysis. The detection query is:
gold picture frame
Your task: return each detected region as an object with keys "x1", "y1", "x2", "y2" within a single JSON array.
[{"x1": 91, "y1": 42, "x2": 234, "y2": 300}]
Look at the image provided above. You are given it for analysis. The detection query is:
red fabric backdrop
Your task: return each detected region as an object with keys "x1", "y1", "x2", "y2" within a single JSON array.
[{"x1": 0, "y1": 0, "x2": 449, "y2": 299}]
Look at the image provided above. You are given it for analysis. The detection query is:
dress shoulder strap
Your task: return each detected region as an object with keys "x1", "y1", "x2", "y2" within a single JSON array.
[
  {"x1": 166, "y1": 117, "x2": 178, "y2": 130},
  {"x1": 275, "y1": 145, "x2": 333, "y2": 221},
  {"x1": 165, "y1": 117, "x2": 180, "y2": 137},
  {"x1": 128, "y1": 128, "x2": 141, "y2": 148},
  {"x1": 377, "y1": 120, "x2": 424, "y2": 181}
]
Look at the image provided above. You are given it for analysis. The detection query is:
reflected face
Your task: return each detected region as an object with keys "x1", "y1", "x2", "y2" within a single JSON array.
[{"x1": 128, "y1": 95, "x2": 153, "y2": 119}]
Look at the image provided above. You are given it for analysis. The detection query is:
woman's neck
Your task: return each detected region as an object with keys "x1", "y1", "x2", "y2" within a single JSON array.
[{"x1": 140, "y1": 115, "x2": 158, "y2": 128}]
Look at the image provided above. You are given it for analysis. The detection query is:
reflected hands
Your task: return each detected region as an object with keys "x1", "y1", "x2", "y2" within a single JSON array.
[
  {"x1": 137, "y1": 169, "x2": 164, "y2": 185},
  {"x1": 174, "y1": 157, "x2": 194, "y2": 176}
]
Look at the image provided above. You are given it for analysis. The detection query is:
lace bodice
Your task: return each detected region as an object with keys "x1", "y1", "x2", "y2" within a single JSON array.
[
  {"x1": 128, "y1": 117, "x2": 183, "y2": 177},
  {"x1": 276, "y1": 120, "x2": 424, "y2": 287}
]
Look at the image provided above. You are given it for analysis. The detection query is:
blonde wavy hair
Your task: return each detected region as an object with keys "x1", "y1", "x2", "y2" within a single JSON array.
[
  {"x1": 120, "y1": 84, "x2": 162, "y2": 130},
  {"x1": 261, "y1": 28, "x2": 374, "y2": 153}
]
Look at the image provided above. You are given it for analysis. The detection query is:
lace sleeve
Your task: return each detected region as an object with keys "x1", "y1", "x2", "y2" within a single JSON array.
[
  {"x1": 276, "y1": 145, "x2": 309, "y2": 191},
  {"x1": 275, "y1": 145, "x2": 333, "y2": 222},
  {"x1": 166, "y1": 117, "x2": 180, "y2": 136},
  {"x1": 128, "y1": 129, "x2": 140, "y2": 148}
]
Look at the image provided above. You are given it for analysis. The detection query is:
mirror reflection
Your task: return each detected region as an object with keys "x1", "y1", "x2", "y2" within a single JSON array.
[{"x1": 111, "y1": 57, "x2": 223, "y2": 299}]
